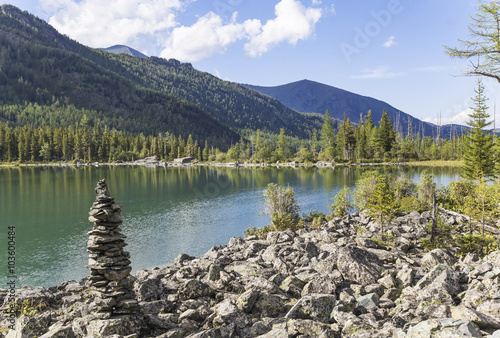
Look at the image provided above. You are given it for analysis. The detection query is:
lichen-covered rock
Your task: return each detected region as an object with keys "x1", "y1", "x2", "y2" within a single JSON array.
[
  {"x1": 253, "y1": 293, "x2": 289, "y2": 317},
  {"x1": 236, "y1": 288, "x2": 259, "y2": 313},
  {"x1": 134, "y1": 276, "x2": 164, "y2": 302},
  {"x1": 86, "y1": 316, "x2": 142, "y2": 337},
  {"x1": 39, "y1": 321, "x2": 75, "y2": 338},
  {"x1": 284, "y1": 318, "x2": 337, "y2": 337},
  {"x1": 406, "y1": 318, "x2": 482, "y2": 337},
  {"x1": 279, "y1": 275, "x2": 306, "y2": 297},
  {"x1": 178, "y1": 279, "x2": 214, "y2": 300},
  {"x1": 451, "y1": 305, "x2": 500, "y2": 329},
  {"x1": 337, "y1": 246, "x2": 383, "y2": 286},
  {"x1": 212, "y1": 299, "x2": 249, "y2": 330},
  {"x1": 285, "y1": 293, "x2": 336, "y2": 323},
  {"x1": 255, "y1": 327, "x2": 288, "y2": 337},
  {"x1": 414, "y1": 264, "x2": 460, "y2": 306},
  {"x1": 342, "y1": 318, "x2": 376, "y2": 337},
  {"x1": 421, "y1": 248, "x2": 457, "y2": 272},
  {"x1": 5, "y1": 313, "x2": 51, "y2": 338},
  {"x1": 477, "y1": 300, "x2": 500, "y2": 318}
]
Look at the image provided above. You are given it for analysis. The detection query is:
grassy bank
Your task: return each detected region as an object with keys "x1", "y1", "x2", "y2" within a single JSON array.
[{"x1": 405, "y1": 160, "x2": 463, "y2": 167}]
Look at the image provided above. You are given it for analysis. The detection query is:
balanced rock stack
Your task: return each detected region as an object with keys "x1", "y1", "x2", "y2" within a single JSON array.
[{"x1": 86, "y1": 179, "x2": 138, "y2": 317}]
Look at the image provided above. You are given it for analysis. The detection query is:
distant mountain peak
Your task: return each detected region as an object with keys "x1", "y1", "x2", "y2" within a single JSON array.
[
  {"x1": 100, "y1": 45, "x2": 147, "y2": 58},
  {"x1": 244, "y1": 80, "x2": 464, "y2": 138}
]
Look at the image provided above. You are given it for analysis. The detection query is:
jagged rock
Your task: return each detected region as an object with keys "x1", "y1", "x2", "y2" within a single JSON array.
[
  {"x1": 283, "y1": 319, "x2": 337, "y2": 337},
  {"x1": 342, "y1": 318, "x2": 376, "y2": 337},
  {"x1": 285, "y1": 293, "x2": 336, "y2": 323},
  {"x1": 174, "y1": 253, "x2": 195, "y2": 267},
  {"x1": 253, "y1": 293, "x2": 288, "y2": 317},
  {"x1": 357, "y1": 293, "x2": 379, "y2": 310},
  {"x1": 240, "y1": 321, "x2": 270, "y2": 337},
  {"x1": 178, "y1": 308, "x2": 203, "y2": 323},
  {"x1": 236, "y1": 288, "x2": 259, "y2": 313},
  {"x1": 179, "y1": 279, "x2": 214, "y2": 300},
  {"x1": 301, "y1": 275, "x2": 337, "y2": 296},
  {"x1": 86, "y1": 316, "x2": 142, "y2": 336},
  {"x1": 256, "y1": 327, "x2": 288, "y2": 337},
  {"x1": 462, "y1": 279, "x2": 492, "y2": 308},
  {"x1": 279, "y1": 275, "x2": 306, "y2": 297},
  {"x1": 414, "y1": 264, "x2": 460, "y2": 306},
  {"x1": 477, "y1": 300, "x2": 500, "y2": 317},
  {"x1": 134, "y1": 276, "x2": 164, "y2": 302},
  {"x1": 337, "y1": 246, "x2": 384, "y2": 286},
  {"x1": 451, "y1": 305, "x2": 500, "y2": 329},
  {"x1": 421, "y1": 248, "x2": 457, "y2": 272},
  {"x1": 406, "y1": 318, "x2": 482, "y2": 337},
  {"x1": 212, "y1": 299, "x2": 249, "y2": 330},
  {"x1": 5, "y1": 313, "x2": 51, "y2": 338},
  {"x1": 416, "y1": 304, "x2": 451, "y2": 320},
  {"x1": 395, "y1": 264, "x2": 415, "y2": 288},
  {"x1": 39, "y1": 321, "x2": 75, "y2": 337},
  {"x1": 9, "y1": 208, "x2": 500, "y2": 338}
]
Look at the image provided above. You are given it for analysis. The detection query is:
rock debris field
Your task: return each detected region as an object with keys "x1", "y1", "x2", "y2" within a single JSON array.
[{"x1": 1, "y1": 208, "x2": 500, "y2": 337}]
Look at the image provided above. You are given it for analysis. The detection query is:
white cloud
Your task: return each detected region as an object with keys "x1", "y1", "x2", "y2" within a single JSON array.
[
  {"x1": 244, "y1": 0, "x2": 322, "y2": 57},
  {"x1": 351, "y1": 66, "x2": 404, "y2": 79},
  {"x1": 423, "y1": 109, "x2": 472, "y2": 126},
  {"x1": 383, "y1": 35, "x2": 396, "y2": 48},
  {"x1": 160, "y1": 12, "x2": 261, "y2": 62},
  {"x1": 42, "y1": 0, "x2": 184, "y2": 54},
  {"x1": 40, "y1": 0, "x2": 323, "y2": 62}
]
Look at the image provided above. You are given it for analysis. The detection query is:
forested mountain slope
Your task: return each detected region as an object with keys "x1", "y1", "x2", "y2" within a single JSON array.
[{"x1": 0, "y1": 5, "x2": 322, "y2": 148}]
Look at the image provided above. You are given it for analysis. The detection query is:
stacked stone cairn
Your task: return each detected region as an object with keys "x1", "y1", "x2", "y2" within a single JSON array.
[{"x1": 86, "y1": 179, "x2": 138, "y2": 317}]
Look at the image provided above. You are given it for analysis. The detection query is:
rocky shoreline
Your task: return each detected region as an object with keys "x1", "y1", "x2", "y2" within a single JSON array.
[{"x1": 1, "y1": 209, "x2": 500, "y2": 337}]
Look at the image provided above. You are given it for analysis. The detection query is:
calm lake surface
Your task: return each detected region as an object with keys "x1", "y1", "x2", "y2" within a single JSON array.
[{"x1": 0, "y1": 165, "x2": 459, "y2": 288}]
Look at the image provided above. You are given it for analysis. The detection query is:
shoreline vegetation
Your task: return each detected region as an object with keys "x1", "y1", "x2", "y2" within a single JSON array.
[{"x1": 0, "y1": 158, "x2": 464, "y2": 169}]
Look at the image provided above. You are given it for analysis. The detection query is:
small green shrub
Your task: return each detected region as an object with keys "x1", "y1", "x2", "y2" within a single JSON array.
[
  {"x1": 456, "y1": 234, "x2": 498, "y2": 257},
  {"x1": 261, "y1": 183, "x2": 300, "y2": 229},
  {"x1": 302, "y1": 210, "x2": 326, "y2": 222},
  {"x1": 244, "y1": 225, "x2": 273, "y2": 239},
  {"x1": 329, "y1": 187, "x2": 352, "y2": 218},
  {"x1": 302, "y1": 210, "x2": 326, "y2": 229},
  {"x1": 421, "y1": 220, "x2": 456, "y2": 250}
]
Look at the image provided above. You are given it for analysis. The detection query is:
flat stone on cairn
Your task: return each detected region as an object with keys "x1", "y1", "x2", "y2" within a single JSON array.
[{"x1": 86, "y1": 179, "x2": 138, "y2": 317}]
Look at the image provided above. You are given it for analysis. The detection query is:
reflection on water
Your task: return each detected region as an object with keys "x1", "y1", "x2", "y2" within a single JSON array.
[{"x1": 0, "y1": 165, "x2": 459, "y2": 287}]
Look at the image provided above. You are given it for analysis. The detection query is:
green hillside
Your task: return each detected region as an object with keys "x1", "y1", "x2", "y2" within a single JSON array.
[{"x1": 0, "y1": 5, "x2": 322, "y2": 149}]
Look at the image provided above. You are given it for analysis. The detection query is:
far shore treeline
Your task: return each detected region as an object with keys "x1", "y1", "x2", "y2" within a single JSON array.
[{"x1": 0, "y1": 106, "x2": 470, "y2": 164}]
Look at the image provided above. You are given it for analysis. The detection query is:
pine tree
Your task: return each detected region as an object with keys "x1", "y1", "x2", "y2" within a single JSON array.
[
  {"x1": 367, "y1": 174, "x2": 395, "y2": 239},
  {"x1": 275, "y1": 128, "x2": 287, "y2": 161},
  {"x1": 336, "y1": 113, "x2": 356, "y2": 161},
  {"x1": 377, "y1": 110, "x2": 396, "y2": 155},
  {"x1": 461, "y1": 79, "x2": 496, "y2": 180},
  {"x1": 320, "y1": 109, "x2": 335, "y2": 148},
  {"x1": 202, "y1": 140, "x2": 209, "y2": 162},
  {"x1": 310, "y1": 128, "x2": 318, "y2": 159}
]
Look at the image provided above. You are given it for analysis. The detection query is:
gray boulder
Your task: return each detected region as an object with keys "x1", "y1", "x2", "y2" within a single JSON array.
[
  {"x1": 406, "y1": 318, "x2": 482, "y2": 337},
  {"x1": 421, "y1": 249, "x2": 457, "y2": 272},
  {"x1": 414, "y1": 264, "x2": 460, "y2": 306},
  {"x1": 336, "y1": 246, "x2": 384, "y2": 286},
  {"x1": 285, "y1": 293, "x2": 336, "y2": 323}
]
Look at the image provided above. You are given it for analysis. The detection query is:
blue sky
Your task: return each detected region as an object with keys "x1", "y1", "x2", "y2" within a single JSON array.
[{"x1": 6, "y1": 0, "x2": 500, "y2": 125}]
